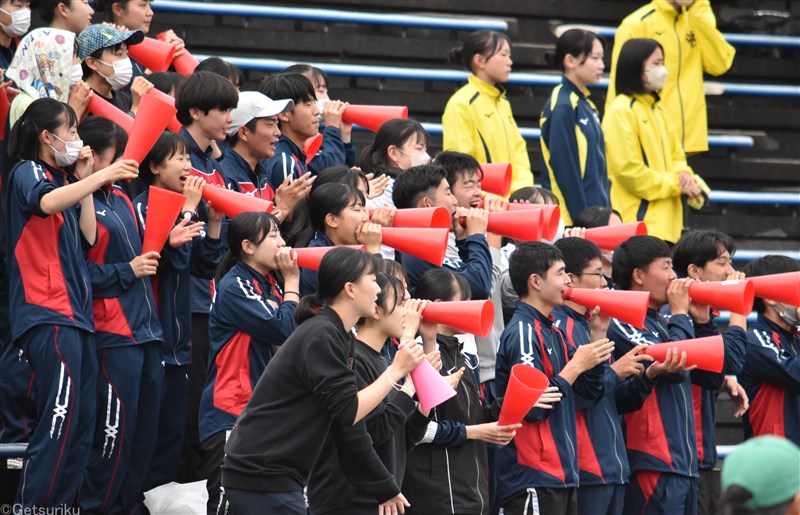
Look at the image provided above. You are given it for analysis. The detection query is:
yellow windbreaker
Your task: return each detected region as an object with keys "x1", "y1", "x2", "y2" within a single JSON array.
[
  {"x1": 605, "y1": 0, "x2": 735, "y2": 154},
  {"x1": 603, "y1": 93, "x2": 693, "y2": 244},
  {"x1": 442, "y1": 74, "x2": 534, "y2": 194}
]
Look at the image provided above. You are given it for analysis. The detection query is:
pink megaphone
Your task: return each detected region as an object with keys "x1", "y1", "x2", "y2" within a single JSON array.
[{"x1": 409, "y1": 356, "x2": 457, "y2": 411}]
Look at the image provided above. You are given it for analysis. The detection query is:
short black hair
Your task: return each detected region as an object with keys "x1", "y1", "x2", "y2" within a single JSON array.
[
  {"x1": 612, "y1": 235, "x2": 671, "y2": 291},
  {"x1": 672, "y1": 230, "x2": 736, "y2": 278},
  {"x1": 554, "y1": 29, "x2": 604, "y2": 72},
  {"x1": 614, "y1": 38, "x2": 663, "y2": 96},
  {"x1": 148, "y1": 72, "x2": 186, "y2": 97},
  {"x1": 413, "y1": 268, "x2": 470, "y2": 302},
  {"x1": 743, "y1": 255, "x2": 800, "y2": 314},
  {"x1": 433, "y1": 150, "x2": 483, "y2": 190},
  {"x1": 392, "y1": 163, "x2": 448, "y2": 210},
  {"x1": 449, "y1": 30, "x2": 511, "y2": 72},
  {"x1": 259, "y1": 72, "x2": 315, "y2": 105},
  {"x1": 78, "y1": 115, "x2": 128, "y2": 162},
  {"x1": 572, "y1": 206, "x2": 622, "y2": 229},
  {"x1": 509, "y1": 241, "x2": 563, "y2": 298},
  {"x1": 554, "y1": 237, "x2": 602, "y2": 276},
  {"x1": 282, "y1": 64, "x2": 328, "y2": 90},
  {"x1": 175, "y1": 71, "x2": 239, "y2": 126},
  {"x1": 509, "y1": 186, "x2": 559, "y2": 206},
  {"x1": 195, "y1": 56, "x2": 244, "y2": 89},
  {"x1": 138, "y1": 130, "x2": 190, "y2": 185},
  {"x1": 33, "y1": 0, "x2": 69, "y2": 24}
]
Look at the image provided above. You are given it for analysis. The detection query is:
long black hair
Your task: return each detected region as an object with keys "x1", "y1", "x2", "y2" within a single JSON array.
[
  {"x1": 295, "y1": 247, "x2": 377, "y2": 324},
  {"x1": 216, "y1": 212, "x2": 281, "y2": 283},
  {"x1": 8, "y1": 98, "x2": 78, "y2": 165},
  {"x1": 358, "y1": 118, "x2": 427, "y2": 174}
]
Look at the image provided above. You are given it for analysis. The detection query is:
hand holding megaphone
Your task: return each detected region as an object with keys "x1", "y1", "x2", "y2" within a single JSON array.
[
  {"x1": 355, "y1": 221, "x2": 383, "y2": 254},
  {"x1": 274, "y1": 247, "x2": 299, "y2": 280},
  {"x1": 455, "y1": 206, "x2": 490, "y2": 238},
  {"x1": 645, "y1": 346, "x2": 698, "y2": 380}
]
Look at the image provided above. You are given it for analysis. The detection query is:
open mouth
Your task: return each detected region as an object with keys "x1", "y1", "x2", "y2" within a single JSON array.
[{"x1": 179, "y1": 174, "x2": 189, "y2": 183}]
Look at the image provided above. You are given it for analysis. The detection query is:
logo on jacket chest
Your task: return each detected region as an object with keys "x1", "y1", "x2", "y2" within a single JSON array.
[{"x1": 686, "y1": 31, "x2": 697, "y2": 48}]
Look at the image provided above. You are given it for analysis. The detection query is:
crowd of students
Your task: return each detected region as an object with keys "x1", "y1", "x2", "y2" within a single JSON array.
[{"x1": 0, "y1": 1, "x2": 797, "y2": 515}]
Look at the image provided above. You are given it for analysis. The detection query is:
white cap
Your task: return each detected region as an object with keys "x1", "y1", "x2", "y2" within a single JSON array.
[{"x1": 229, "y1": 91, "x2": 294, "y2": 135}]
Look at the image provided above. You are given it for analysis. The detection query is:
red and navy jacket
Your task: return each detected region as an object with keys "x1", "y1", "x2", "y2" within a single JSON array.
[
  {"x1": 182, "y1": 127, "x2": 227, "y2": 316},
  {"x1": 86, "y1": 186, "x2": 163, "y2": 349},
  {"x1": 261, "y1": 135, "x2": 309, "y2": 191},
  {"x1": 672, "y1": 307, "x2": 748, "y2": 469},
  {"x1": 218, "y1": 145, "x2": 275, "y2": 201},
  {"x1": 133, "y1": 186, "x2": 223, "y2": 365},
  {"x1": 306, "y1": 124, "x2": 357, "y2": 175},
  {"x1": 608, "y1": 308, "x2": 724, "y2": 478},
  {"x1": 7, "y1": 160, "x2": 94, "y2": 342},
  {"x1": 198, "y1": 261, "x2": 297, "y2": 443},
  {"x1": 739, "y1": 315, "x2": 800, "y2": 445},
  {"x1": 552, "y1": 305, "x2": 656, "y2": 487},
  {"x1": 494, "y1": 302, "x2": 605, "y2": 499}
]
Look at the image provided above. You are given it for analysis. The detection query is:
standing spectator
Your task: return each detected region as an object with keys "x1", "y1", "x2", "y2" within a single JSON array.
[
  {"x1": 442, "y1": 30, "x2": 533, "y2": 194},
  {"x1": 540, "y1": 29, "x2": 609, "y2": 225},
  {"x1": 738, "y1": 255, "x2": 800, "y2": 446},
  {"x1": 606, "y1": 0, "x2": 735, "y2": 154},
  {"x1": 602, "y1": 38, "x2": 706, "y2": 244}
]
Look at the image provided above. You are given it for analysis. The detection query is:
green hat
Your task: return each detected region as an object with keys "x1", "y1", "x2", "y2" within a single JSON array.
[
  {"x1": 77, "y1": 24, "x2": 144, "y2": 62},
  {"x1": 721, "y1": 436, "x2": 800, "y2": 510}
]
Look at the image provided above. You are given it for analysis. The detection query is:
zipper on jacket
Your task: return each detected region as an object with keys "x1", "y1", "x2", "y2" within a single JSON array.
[
  {"x1": 679, "y1": 383, "x2": 694, "y2": 472},
  {"x1": 496, "y1": 97, "x2": 512, "y2": 159},
  {"x1": 603, "y1": 403, "x2": 625, "y2": 483},
  {"x1": 673, "y1": 14, "x2": 686, "y2": 150},
  {"x1": 475, "y1": 455, "x2": 484, "y2": 513},
  {"x1": 173, "y1": 275, "x2": 181, "y2": 364}
]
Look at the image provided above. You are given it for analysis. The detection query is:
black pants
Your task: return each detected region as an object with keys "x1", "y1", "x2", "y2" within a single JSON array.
[
  {"x1": 697, "y1": 467, "x2": 719, "y2": 515},
  {"x1": 225, "y1": 488, "x2": 307, "y2": 515},
  {"x1": 502, "y1": 487, "x2": 577, "y2": 515},
  {"x1": 202, "y1": 431, "x2": 226, "y2": 515},
  {"x1": 179, "y1": 313, "x2": 210, "y2": 482}
]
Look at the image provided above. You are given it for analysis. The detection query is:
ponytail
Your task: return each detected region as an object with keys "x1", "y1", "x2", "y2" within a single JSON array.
[
  {"x1": 295, "y1": 292, "x2": 323, "y2": 324},
  {"x1": 448, "y1": 30, "x2": 511, "y2": 72}
]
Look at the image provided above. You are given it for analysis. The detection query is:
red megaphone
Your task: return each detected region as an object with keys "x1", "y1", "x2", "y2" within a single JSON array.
[
  {"x1": 748, "y1": 272, "x2": 800, "y2": 306},
  {"x1": 480, "y1": 163, "x2": 512, "y2": 197},
  {"x1": 122, "y1": 93, "x2": 178, "y2": 163},
  {"x1": 127, "y1": 37, "x2": 177, "y2": 73},
  {"x1": 0, "y1": 88, "x2": 9, "y2": 139},
  {"x1": 688, "y1": 280, "x2": 754, "y2": 316},
  {"x1": 422, "y1": 300, "x2": 495, "y2": 337},
  {"x1": 87, "y1": 94, "x2": 134, "y2": 134},
  {"x1": 497, "y1": 364, "x2": 550, "y2": 426},
  {"x1": 584, "y1": 222, "x2": 647, "y2": 250},
  {"x1": 459, "y1": 210, "x2": 544, "y2": 241},
  {"x1": 142, "y1": 186, "x2": 186, "y2": 254},
  {"x1": 381, "y1": 227, "x2": 448, "y2": 266},
  {"x1": 642, "y1": 335, "x2": 724, "y2": 373},
  {"x1": 157, "y1": 31, "x2": 199, "y2": 75},
  {"x1": 341, "y1": 105, "x2": 408, "y2": 132},
  {"x1": 145, "y1": 88, "x2": 182, "y2": 132},
  {"x1": 562, "y1": 287, "x2": 650, "y2": 328},
  {"x1": 304, "y1": 134, "x2": 323, "y2": 161},
  {"x1": 293, "y1": 245, "x2": 366, "y2": 271},
  {"x1": 391, "y1": 207, "x2": 451, "y2": 230},
  {"x1": 201, "y1": 184, "x2": 274, "y2": 218},
  {"x1": 505, "y1": 204, "x2": 561, "y2": 241}
]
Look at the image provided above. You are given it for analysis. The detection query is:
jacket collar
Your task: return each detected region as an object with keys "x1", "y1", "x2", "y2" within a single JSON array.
[
  {"x1": 556, "y1": 304, "x2": 589, "y2": 325},
  {"x1": 312, "y1": 231, "x2": 334, "y2": 247},
  {"x1": 278, "y1": 134, "x2": 306, "y2": 161},
  {"x1": 180, "y1": 127, "x2": 214, "y2": 162},
  {"x1": 468, "y1": 73, "x2": 506, "y2": 100},
  {"x1": 757, "y1": 314, "x2": 798, "y2": 340},
  {"x1": 516, "y1": 301, "x2": 554, "y2": 328},
  {"x1": 437, "y1": 334, "x2": 463, "y2": 352},
  {"x1": 632, "y1": 92, "x2": 661, "y2": 108},
  {"x1": 561, "y1": 76, "x2": 589, "y2": 99},
  {"x1": 318, "y1": 306, "x2": 351, "y2": 339}
]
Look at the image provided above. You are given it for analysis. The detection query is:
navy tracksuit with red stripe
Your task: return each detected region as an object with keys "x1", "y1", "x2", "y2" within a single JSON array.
[
  {"x1": 739, "y1": 315, "x2": 800, "y2": 445},
  {"x1": 218, "y1": 146, "x2": 276, "y2": 201},
  {"x1": 79, "y1": 186, "x2": 165, "y2": 513},
  {"x1": 608, "y1": 309, "x2": 724, "y2": 515},
  {"x1": 495, "y1": 303, "x2": 605, "y2": 505},
  {"x1": 7, "y1": 160, "x2": 97, "y2": 507},
  {"x1": 262, "y1": 135, "x2": 309, "y2": 191},
  {"x1": 552, "y1": 305, "x2": 656, "y2": 515},
  {"x1": 133, "y1": 185, "x2": 223, "y2": 490}
]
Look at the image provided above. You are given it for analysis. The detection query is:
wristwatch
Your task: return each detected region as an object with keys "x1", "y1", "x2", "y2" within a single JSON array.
[{"x1": 178, "y1": 210, "x2": 196, "y2": 223}]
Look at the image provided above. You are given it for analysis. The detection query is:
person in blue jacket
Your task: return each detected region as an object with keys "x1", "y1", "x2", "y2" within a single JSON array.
[
  {"x1": 540, "y1": 29, "x2": 609, "y2": 226},
  {"x1": 607, "y1": 235, "x2": 723, "y2": 515},
  {"x1": 298, "y1": 183, "x2": 385, "y2": 296},
  {"x1": 672, "y1": 229, "x2": 750, "y2": 515},
  {"x1": 74, "y1": 117, "x2": 164, "y2": 513},
  {"x1": 552, "y1": 237, "x2": 666, "y2": 515},
  {"x1": 737, "y1": 255, "x2": 800, "y2": 446},
  {"x1": 6, "y1": 98, "x2": 138, "y2": 507},
  {"x1": 495, "y1": 241, "x2": 613, "y2": 515},
  {"x1": 133, "y1": 130, "x2": 223, "y2": 492},
  {"x1": 200, "y1": 212, "x2": 299, "y2": 514},
  {"x1": 392, "y1": 162, "x2": 494, "y2": 299}
]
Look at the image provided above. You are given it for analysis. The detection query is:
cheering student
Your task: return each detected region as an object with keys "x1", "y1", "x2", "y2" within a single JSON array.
[
  {"x1": 6, "y1": 98, "x2": 138, "y2": 507},
  {"x1": 221, "y1": 247, "x2": 424, "y2": 514},
  {"x1": 540, "y1": 29, "x2": 609, "y2": 225},
  {"x1": 443, "y1": 29, "x2": 532, "y2": 194},
  {"x1": 200, "y1": 212, "x2": 299, "y2": 514},
  {"x1": 737, "y1": 255, "x2": 800, "y2": 446},
  {"x1": 495, "y1": 242, "x2": 611, "y2": 515}
]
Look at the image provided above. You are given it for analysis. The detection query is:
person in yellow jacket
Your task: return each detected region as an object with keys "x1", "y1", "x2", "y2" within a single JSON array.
[
  {"x1": 605, "y1": 0, "x2": 735, "y2": 154},
  {"x1": 442, "y1": 30, "x2": 533, "y2": 194},
  {"x1": 603, "y1": 38, "x2": 708, "y2": 244}
]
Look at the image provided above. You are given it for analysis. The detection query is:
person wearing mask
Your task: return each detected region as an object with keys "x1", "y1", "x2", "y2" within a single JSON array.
[{"x1": 0, "y1": 0, "x2": 31, "y2": 68}]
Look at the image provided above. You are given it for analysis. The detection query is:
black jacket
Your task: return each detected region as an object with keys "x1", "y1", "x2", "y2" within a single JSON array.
[{"x1": 221, "y1": 307, "x2": 400, "y2": 503}]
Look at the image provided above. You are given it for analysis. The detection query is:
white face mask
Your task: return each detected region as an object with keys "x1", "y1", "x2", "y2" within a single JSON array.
[
  {"x1": 49, "y1": 133, "x2": 83, "y2": 167},
  {"x1": 316, "y1": 99, "x2": 327, "y2": 123},
  {"x1": 400, "y1": 149, "x2": 430, "y2": 168},
  {"x1": 771, "y1": 303, "x2": 800, "y2": 327},
  {"x1": 675, "y1": 0, "x2": 694, "y2": 6},
  {"x1": 98, "y1": 57, "x2": 133, "y2": 90},
  {"x1": 645, "y1": 65, "x2": 668, "y2": 91},
  {"x1": 0, "y1": 7, "x2": 30, "y2": 38},
  {"x1": 69, "y1": 63, "x2": 83, "y2": 85}
]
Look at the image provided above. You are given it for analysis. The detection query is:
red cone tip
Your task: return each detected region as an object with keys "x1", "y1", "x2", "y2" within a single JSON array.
[
  {"x1": 497, "y1": 364, "x2": 549, "y2": 426},
  {"x1": 584, "y1": 222, "x2": 647, "y2": 250},
  {"x1": 304, "y1": 134, "x2": 324, "y2": 161},
  {"x1": 421, "y1": 300, "x2": 494, "y2": 337},
  {"x1": 391, "y1": 207, "x2": 452, "y2": 230},
  {"x1": 292, "y1": 245, "x2": 365, "y2": 271},
  {"x1": 122, "y1": 93, "x2": 178, "y2": 163},
  {"x1": 341, "y1": 105, "x2": 408, "y2": 132},
  {"x1": 688, "y1": 280, "x2": 755, "y2": 316},
  {"x1": 142, "y1": 186, "x2": 186, "y2": 254},
  {"x1": 480, "y1": 163, "x2": 512, "y2": 197},
  {"x1": 381, "y1": 227, "x2": 448, "y2": 267},
  {"x1": 127, "y1": 37, "x2": 177, "y2": 73},
  {"x1": 642, "y1": 335, "x2": 724, "y2": 373},
  {"x1": 749, "y1": 271, "x2": 800, "y2": 307},
  {"x1": 563, "y1": 287, "x2": 650, "y2": 328}
]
